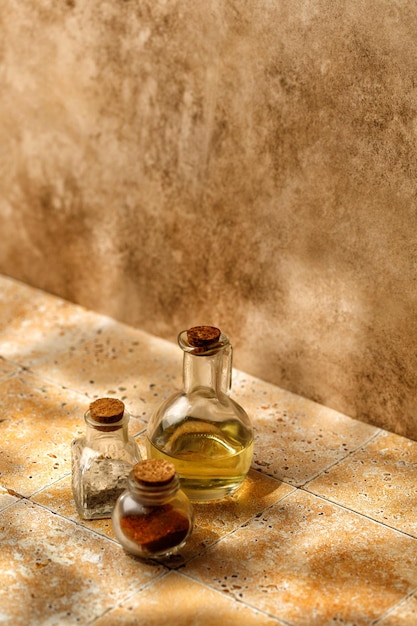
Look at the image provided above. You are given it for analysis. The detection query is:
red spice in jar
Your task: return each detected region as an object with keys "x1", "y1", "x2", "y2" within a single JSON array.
[{"x1": 120, "y1": 504, "x2": 190, "y2": 553}]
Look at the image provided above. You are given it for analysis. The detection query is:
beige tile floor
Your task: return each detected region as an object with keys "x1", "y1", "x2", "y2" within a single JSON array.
[{"x1": 1, "y1": 273, "x2": 417, "y2": 625}]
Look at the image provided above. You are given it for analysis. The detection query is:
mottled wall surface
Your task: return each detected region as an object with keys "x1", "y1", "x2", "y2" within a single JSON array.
[{"x1": 1, "y1": 1, "x2": 417, "y2": 438}]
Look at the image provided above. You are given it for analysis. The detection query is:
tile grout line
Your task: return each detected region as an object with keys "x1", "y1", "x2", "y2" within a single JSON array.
[
  {"x1": 371, "y1": 587, "x2": 417, "y2": 625},
  {"x1": 1, "y1": 362, "x2": 410, "y2": 549},
  {"x1": 298, "y1": 489, "x2": 417, "y2": 543},
  {"x1": 296, "y1": 426, "x2": 383, "y2": 488},
  {"x1": 176, "y1": 569, "x2": 292, "y2": 626},
  {"x1": 173, "y1": 487, "x2": 298, "y2": 571},
  {"x1": 249, "y1": 425, "x2": 382, "y2": 491},
  {"x1": 85, "y1": 571, "x2": 172, "y2": 626},
  {"x1": 2, "y1": 495, "x2": 124, "y2": 546},
  {"x1": 4, "y1": 486, "x2": 416, "y2": 626},
  {"x1": 0, "y1": 363, "x2": 97, "y2": 404},
  {"x1": 0, "y1": 362, "x2": 157, "y2": 423}
]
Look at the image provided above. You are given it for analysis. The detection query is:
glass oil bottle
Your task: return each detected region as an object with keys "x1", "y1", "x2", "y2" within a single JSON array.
[{"x1": 146, "y1": 326, "x2": 254, "y2": 502}]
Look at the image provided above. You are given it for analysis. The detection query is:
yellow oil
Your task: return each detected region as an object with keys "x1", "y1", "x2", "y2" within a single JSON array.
[{"x1": 146, "y1": 418, "x2": 254, "y2": 502}]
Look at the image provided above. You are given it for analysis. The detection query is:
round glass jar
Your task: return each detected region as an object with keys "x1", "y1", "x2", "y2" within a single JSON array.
[{"x1": 112, "y1": 459, "x2": 194, "y2": 559}]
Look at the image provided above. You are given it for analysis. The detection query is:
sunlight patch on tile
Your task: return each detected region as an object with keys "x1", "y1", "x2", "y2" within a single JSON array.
[
  {"x1": 0, "y1": 486, "x2": 20, "y2": 511},
  {"x1": 27, "y1": 321, "x2": 180, "y2": 419},
  {"x1": 32, "y1": 475, "x2": 116, "y2": 540},
  {"x1": 183, "y1": 490, "x2": 417, "y2": 625},
  {"x1": 0, "y1": 373, "x2": 87, "y2": 495},
  {"x1": 377, "y1": 593, "x2": 417, "y2": 625},
  {"x1": 92, "y1": 570, "x2": 283, "y2": 626},
  {"x1": 171, "y1": 469, "x2": 294, "y2": 566},
  {"x1": 233, "y1": 372, "x2": 379, "y2": 486},
  {"x1": 0, "y1": 358, "x2": 20, "y2": 380},
  {"x1": 0, "y1": 275, "x2": 102, "y2": 367},
  {"x1": 0, "y1": 500, "x2": 165, "y2": 626},
  {"x1": 305, "y1": 430, "x2": 417, "y2": 538}
]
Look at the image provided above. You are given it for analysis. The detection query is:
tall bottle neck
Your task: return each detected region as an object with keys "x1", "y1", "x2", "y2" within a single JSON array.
[{"x1": 183, "y1": 347, "x2": 232, "y2": 395}]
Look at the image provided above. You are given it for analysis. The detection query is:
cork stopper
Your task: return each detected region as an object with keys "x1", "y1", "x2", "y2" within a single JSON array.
[
  {"x1": 187, "y1": 326, "x2": 221, "y2": 348},
  {"x1": 89, "y1": 398, "x2": 125, "y2": 424},
  {"x1": 132, "y1": 459, "x2": 176, "y2": 486}
]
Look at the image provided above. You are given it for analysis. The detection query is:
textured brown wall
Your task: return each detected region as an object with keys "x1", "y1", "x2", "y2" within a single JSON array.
[{"x1": 1, "y1": 1, "x2": 417, "y2": 438}]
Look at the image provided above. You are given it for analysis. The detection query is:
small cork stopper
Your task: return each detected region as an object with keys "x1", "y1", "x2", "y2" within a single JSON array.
[
  {"x1": 187, "y1": 326, "x2": 221, "y2": 347},
  {"x1": 133, "y1": 459, "x2": 176, "y2": 486},
  {"x1": 89, "y1": 397, "x2": 125, "y2": 424}
]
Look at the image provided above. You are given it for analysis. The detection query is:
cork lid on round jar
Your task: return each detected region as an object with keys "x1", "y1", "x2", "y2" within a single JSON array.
[{"x1": 132, "y1": 459, "x2": 176, "y2": 486}]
